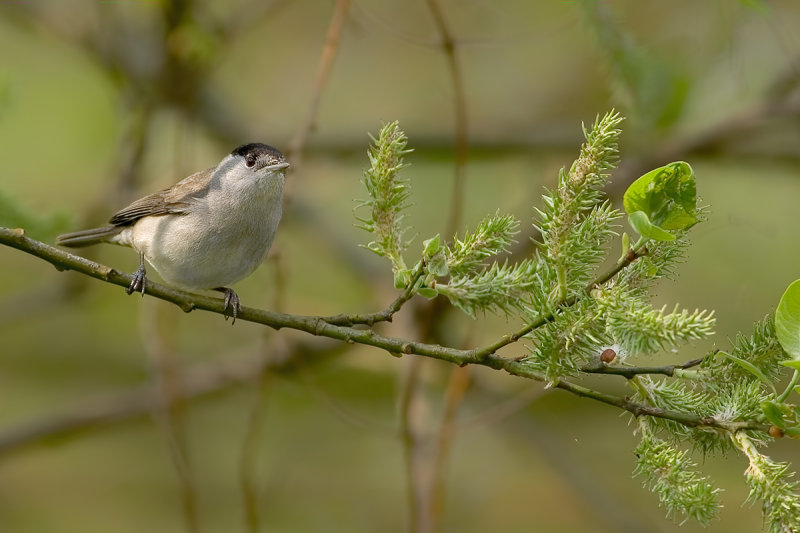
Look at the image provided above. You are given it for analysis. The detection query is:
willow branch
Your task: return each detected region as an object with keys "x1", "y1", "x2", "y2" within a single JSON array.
[
  {"x1": 548, "y1": 379, "x2": 767, "y2": 433},
  {"x1": 0, "y1": 227, "x2": 767, "y2": 436}
]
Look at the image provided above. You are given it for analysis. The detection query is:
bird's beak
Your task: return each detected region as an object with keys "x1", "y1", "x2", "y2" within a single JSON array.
[{"x1": 264, "y1": 161, "x2": 290, "y2": 172}]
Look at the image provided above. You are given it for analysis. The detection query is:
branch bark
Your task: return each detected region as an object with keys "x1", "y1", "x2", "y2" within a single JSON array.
[{"x1": 581, "y1": 358, "x2": 703, "y2": 379}]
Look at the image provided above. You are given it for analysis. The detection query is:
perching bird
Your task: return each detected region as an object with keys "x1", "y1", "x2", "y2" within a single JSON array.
[{"x1": 57, "y1": 143, "x2": 289, "y2": 321}]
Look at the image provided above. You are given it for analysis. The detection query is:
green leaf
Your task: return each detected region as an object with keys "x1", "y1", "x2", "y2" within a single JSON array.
[
  {"x1": 427, "y1": 251, "x2": 449, "y2": 277},
  {"x1": 393, "y1": 269, "x2": 409, "y2": 289},
  {"x1": 760, "y1": 401, "x2": 786, "y2": 429},
  {"x1": 417, "y1": 287, "x2": 438, "y2": 299},
  {"x1": 421, "y1": 235, "x2": 450, "y2": 277},
  {"x1": 623, "y1": 161, "x2": 698, "y2": 240},
  {"x1": 716, "y1": 350, "x2": 776, "y2": 394},
  {"x1": 628, "y1": 211, "x2": 676, "y2": 241},
  {"x1": 783, "y1": 427, "x2": 800, "y2": 438},
  {"x1": 776, "y1": 280, "x2": 800, "y2": 360},
  {"x1": 423, "y1": 234, "x2": 441, "y2": 257}
]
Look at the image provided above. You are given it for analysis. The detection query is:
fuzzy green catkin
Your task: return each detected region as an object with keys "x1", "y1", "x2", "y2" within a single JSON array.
[
  {"x1": 533, "y1": 111, "x2": 623, "y2": 307},
  {"x1": 736, "y1": 433, "x2": 800, "y2": 533},
  {"x1": 356, "y1": 121, "x2": 413, "y2": 271},
  {"x1": 438, "y1": 258, "x2": 542, "y2": 316},
  {"x1": 702, "y1": 315, "x2": 785, "y2": 384},
  {"x1": 635, "y1": 431, "x2": 720, "y2": 525},
  {"x1": 446, "y1": 212, "x2": 519, "y2": 276}
]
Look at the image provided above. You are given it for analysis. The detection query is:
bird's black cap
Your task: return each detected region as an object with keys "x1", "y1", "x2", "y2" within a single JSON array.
[
  {"x1": 232, "y1": 143, "x2": 285, "y2": 160},
  {"x1": 231, "y1": 143, "x2": 287, "y2": 170}
]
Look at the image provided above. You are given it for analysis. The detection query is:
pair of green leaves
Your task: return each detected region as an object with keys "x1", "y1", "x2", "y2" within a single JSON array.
[
  {"x1": 415, "y1": 234, "x2": 447, "y2": 299},
  {"x1": 623, "y1": 161, "x2": 698, "y2": 241},
  {"x1": 392, "y1": 234, "x2": 447, "y2": 297}
]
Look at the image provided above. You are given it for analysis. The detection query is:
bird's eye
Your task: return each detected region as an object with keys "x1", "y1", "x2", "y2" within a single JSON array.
[{"x1": 245, "y1": 154, "x2": 257, "y2": 168}]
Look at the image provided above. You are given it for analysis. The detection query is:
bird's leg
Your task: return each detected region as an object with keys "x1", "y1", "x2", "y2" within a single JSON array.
[
  {"x1": 127, "y1": 252, "x2": 147, "y2": 296},
  {"x1": 214, "y1": 287, "x2": 241, "y2": 323}
]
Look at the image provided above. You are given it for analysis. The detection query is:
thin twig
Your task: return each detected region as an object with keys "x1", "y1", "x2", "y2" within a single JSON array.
[
  {"x1": 546, "y1": 377, "x2": 764, "y2": 432},
  {"x1": 417, "y1": 11, "x2": 473, "y2": 521},
  {"x1": 581, "y1": 358, "x2": 704, "y2": 379},
  {"x1": 0, "y1": 228, "x2": 476, "y2": 363}
]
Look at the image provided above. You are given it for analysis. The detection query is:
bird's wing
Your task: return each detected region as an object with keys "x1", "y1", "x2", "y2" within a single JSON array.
[{"x1": 109, "y1": 168, "x2": 214, "y2": 226}]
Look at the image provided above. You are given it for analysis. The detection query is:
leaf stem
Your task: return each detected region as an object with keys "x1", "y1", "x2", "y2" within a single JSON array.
[
  {"x1": 777, "y1": 369, "x2": 800, "y2": 403},
  {"x1": 631, "y1": 236, "x2": 648, "y2": 256}
]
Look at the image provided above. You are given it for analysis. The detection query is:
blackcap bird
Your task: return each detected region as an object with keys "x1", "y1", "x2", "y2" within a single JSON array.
[{"x1": 57, "y1": 143, "x2": 289, "y2": 321}]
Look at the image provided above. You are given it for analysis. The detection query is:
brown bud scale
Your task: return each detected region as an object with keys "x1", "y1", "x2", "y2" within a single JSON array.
[
  {"x1": 600, "y1": 348, "x2": 616, "y2": 363},
  {"x1": 768, "y1": 425, "x2": 784, "y2": 439}
]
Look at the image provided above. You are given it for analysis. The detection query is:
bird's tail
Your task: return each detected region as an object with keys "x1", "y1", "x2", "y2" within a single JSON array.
[{"x1": 56, "y1": 226, "x2": 123, "y2": 247}]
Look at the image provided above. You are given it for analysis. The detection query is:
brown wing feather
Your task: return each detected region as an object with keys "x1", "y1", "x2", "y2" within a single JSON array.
[{"x1": 109, "y1": 168, "x2": 214, "y2": 226}]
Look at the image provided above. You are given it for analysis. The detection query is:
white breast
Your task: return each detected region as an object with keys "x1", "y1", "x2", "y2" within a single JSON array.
[{"x1": 126, "y1": 174, "x2": 284, "y2": 290}]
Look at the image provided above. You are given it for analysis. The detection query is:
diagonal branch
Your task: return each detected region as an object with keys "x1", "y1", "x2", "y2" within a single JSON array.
[{"x1": 0, "y1": 227, "x2": 769, "y2": 436}]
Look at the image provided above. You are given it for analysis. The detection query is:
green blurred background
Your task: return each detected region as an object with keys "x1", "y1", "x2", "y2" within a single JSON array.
[{"x1": 2, "y1": 1, "x2": 800, "y2": 532}]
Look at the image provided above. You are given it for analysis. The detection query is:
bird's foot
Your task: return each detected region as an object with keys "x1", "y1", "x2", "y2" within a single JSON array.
[
  {"x1": 127, "y1": 263, "x2": 147, "y2": 296},
  {"x1": 215, "y1": 287, "x2": 241, "y2": 323}
]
